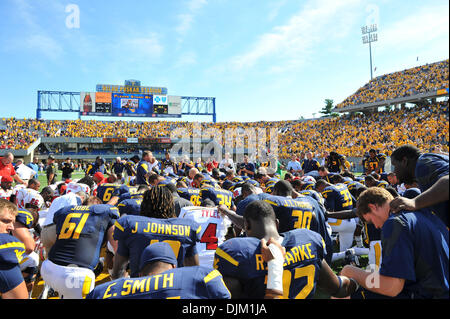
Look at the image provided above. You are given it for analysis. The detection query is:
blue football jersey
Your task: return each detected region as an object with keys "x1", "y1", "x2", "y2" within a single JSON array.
[
  {"x1": 321, "y1": 183, "x2": 353, "y2": 211},
  {"x1": 0, "y1": 233, "x2": 26, "y2": 294},
  {"x1": 363, "y1": 222, "x2": 381, "y2": 244},
  {"x1": 49, "y1": 204, "x2": 119, "y2": 270},
  {"x1": 86, "y1": 266, "x2": 230, "y2": 299},
  {"x1": 402, "y1": 188, "x2": 421, "y2": 199},
  {"x1": 117, "y1": 197, "x2": 143, "y2": 216},
  {"x1": 365, "y1": 154, "x2": 386, "y2": 173},
  {"x1": 345, "y1": 180, "x2": 366, "y2": 197},
  {"x1": 113, "y1": 184, "x2": 139, "y2": 202},
  {"x1": 96, "y1": 183, "x2": 121, "y2": 203},
  {"x1": 177, "y1": 187, "x2": 202, "y2": 206},
  {"x1": 301, "y1": 159, "x2": 320, "y2": 174},
  {"x1": 299, "y1": 190, "x2": 324, "y2": 206},
  {"x1": 214, "y1": 229, "x2": 326, "y2": 299},
  {"x1": 263, "y1": 178, "x2": 279, "y2": 192},
  {"x1": 302, "y1": 181, "x2": 316, "y2": 190},
  {"x1": 259, "y1": 193, "x2": 332, "y2": 263},
  {"x1": 136, "y1": 161, "x2": 151, "y2": 185},
  {"x1": 124, "y1": 161, "x2": 137, "y2": 176},
  {"x1": 380, "y1": 210, "x2": 449, "y2": 298},
  {"x1": 236, "y1": 194, "x2": 260, "y2": 217},
  {"x1": 415, "y1": 153, "x2": 449, "y2": 226},
  {"x1": 376, "y1": 180, "x2": 389, "y2": 188},
  {"x1": 113, "y1": 215, "x2": 201, "y2": 277},
  {"x1": 158, "y1": 177, "x2": 177, "y2": 186},
  {"x1": 200, "y1": 186, "x2": 234, "y2": 208}
]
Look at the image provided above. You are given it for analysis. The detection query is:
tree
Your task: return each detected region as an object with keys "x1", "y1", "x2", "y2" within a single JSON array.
[{"x1": 320, "y1": 99, "x2": 340, "y2": 117}]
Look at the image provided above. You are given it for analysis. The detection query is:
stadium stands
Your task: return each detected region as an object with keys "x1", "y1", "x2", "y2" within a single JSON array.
[
  {"x1": 336, "y1": 59, "x2": 449, "y2": 109},
  {"x1": 1, "y1": 101, "x2": 448, "y2": 159}
]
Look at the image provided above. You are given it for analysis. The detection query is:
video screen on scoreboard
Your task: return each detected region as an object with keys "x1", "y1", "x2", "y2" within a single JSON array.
[{"x1": 112, "y1": 93, "x2": 152, "y2": 117}]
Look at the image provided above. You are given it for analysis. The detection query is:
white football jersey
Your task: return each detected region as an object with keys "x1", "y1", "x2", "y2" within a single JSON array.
[
  {"x1": 179, "y1": 206, "x2": 232, "y2": 267},
  {"x1": 0, "y1": 188, "x2": 13, "y2": 200},
  {"x1": 66, "y1": 182, "x2": 91, "y2": 195},
  {"x1": 12, "y1": 184, "x2": 26, "y2": 197},
  {"x1": 15, "y1": 188, "x2": 45, "y2": 210}
]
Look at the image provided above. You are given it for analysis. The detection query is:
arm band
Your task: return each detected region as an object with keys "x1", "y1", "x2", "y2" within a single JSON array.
[{"x1": 266, "y1": 243, "x2": 284, "y2": 292}]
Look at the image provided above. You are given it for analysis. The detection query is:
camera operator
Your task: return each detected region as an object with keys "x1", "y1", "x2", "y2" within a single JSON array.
[{"x1": 61, "y1": 157, "x2": 74, "y2": 181}]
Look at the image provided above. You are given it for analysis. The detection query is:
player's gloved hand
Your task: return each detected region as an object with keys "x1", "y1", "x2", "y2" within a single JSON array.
[{"x1": 390, "y1": 196, "x2": 416, "y2": 213}]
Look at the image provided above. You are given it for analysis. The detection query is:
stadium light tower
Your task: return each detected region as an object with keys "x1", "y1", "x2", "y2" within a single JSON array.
[{"x1": 361, "y1": 24, "x2": 378, "y2": 80}]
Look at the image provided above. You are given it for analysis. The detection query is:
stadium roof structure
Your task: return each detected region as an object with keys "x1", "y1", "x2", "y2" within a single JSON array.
[{"x1": 333, "y1": 88, "x2": 449, "y2": 113}]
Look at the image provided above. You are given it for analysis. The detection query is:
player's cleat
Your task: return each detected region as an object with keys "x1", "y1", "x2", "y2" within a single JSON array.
[
  {"x1": 344, "y1": 248, "x2": 360, "y2": 267},
  {"x1": 47, "y1": 287, "x2": 58, "y2": 298},
  {"x1": 38, "y1": 283, "x2": 52, "y2": 299}
]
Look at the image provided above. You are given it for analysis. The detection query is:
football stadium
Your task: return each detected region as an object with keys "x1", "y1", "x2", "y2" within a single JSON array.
[{"x1": 0, "y1": 0, "x2": 448, "y2": 306}]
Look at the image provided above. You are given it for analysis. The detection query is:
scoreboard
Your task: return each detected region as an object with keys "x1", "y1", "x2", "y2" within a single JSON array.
[{"x1": 80, "y1": 80, "x2": 181, "y2": 118}]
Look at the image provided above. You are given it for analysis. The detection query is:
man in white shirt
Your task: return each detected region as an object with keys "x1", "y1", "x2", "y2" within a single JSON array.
[
  {"x1": 219, "y1": 153, "x2": 234, "y2": 173},
  {"x1": 286, "y1": 155, "x2": 302, "y2": 175},
  {"x1": 148, "y1": 154, "x2": 159, "y2": 172},
  {"x1": 14, "y1": 159, "x2": 36, "y2": 185}
]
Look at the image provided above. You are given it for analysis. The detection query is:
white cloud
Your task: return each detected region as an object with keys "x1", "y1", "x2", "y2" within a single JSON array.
[
  {"x1": 228, "y1": 0, "x2": 362, "y2": 73},
  {"x1": 24, "y1": 34, "x2": 64, "y2": 60},
  {"x1": 371, "y1": 3, "x2": 449, "y2": 74},
  {"x1": 176, "y1": 13, "x2": 195, "y2": 35},
  {"x1": 7, "y1": 0, "x2": 64, "y2": 60},
  {"x1": 379, "y1": 4, "x2": 449, "y2": 51},
  {"x1": 174, "y1": 51, "x2": 198, "y2": 68},
  {"x1": 267, "y1": 0, "x2": 288, "y2": 21},
  {"x1": 175, "y1": 0, "x2": 208, "y2": 37},
  {"x1": 124, "y1": 34, "x2": 164, "y2": 60}
]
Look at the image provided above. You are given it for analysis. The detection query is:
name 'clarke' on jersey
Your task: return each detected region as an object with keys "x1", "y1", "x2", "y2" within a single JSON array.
[{"x1": 214, "y1": 228, "x2": 326, "y2": 299}]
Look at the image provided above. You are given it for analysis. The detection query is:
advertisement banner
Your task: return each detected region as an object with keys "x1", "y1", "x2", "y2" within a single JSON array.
[
  {"x1": 127, "y1": 138, "x2": 139, "y2": 143},
  {"x1": 168, "y1": 95, "x2": 182, "y2": 115},
  {"x1": 95, "y1": 92, "x2": 112, "y2": 114},
  {"x1": 80, "y1": 92, "x2": 96, "y2": 113},
  {"x1": 153, "y1": 95, "x2": 168, "y2": 105}
]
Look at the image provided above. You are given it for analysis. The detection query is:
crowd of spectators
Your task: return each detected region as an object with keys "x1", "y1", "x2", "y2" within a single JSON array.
[
  {"x1": 1, "y1": 101, "x2": 448, "y2": 160},
  {"x1": 336, "y1": 59, "x2": 449, "y2": 108}
]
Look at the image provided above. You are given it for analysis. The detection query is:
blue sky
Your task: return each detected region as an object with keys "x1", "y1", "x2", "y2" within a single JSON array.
[{"x1": 0, "y1": 0, "x2": 448, "y2": 123}]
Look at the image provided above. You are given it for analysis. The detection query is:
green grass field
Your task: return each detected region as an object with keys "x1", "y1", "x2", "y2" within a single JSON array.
[{"x1": 36, "y1": 170, "x2": 86, "y2": 192}]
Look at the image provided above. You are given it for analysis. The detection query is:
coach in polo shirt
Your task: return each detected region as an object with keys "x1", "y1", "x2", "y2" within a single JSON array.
[{"x1": 0, "y1": 152, "x2": 26, "y2": 186}]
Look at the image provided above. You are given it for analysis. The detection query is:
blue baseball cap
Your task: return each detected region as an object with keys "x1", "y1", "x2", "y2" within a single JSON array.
[{"x1": 139, "y1": 242, "x2": 177, "y2": 270}]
